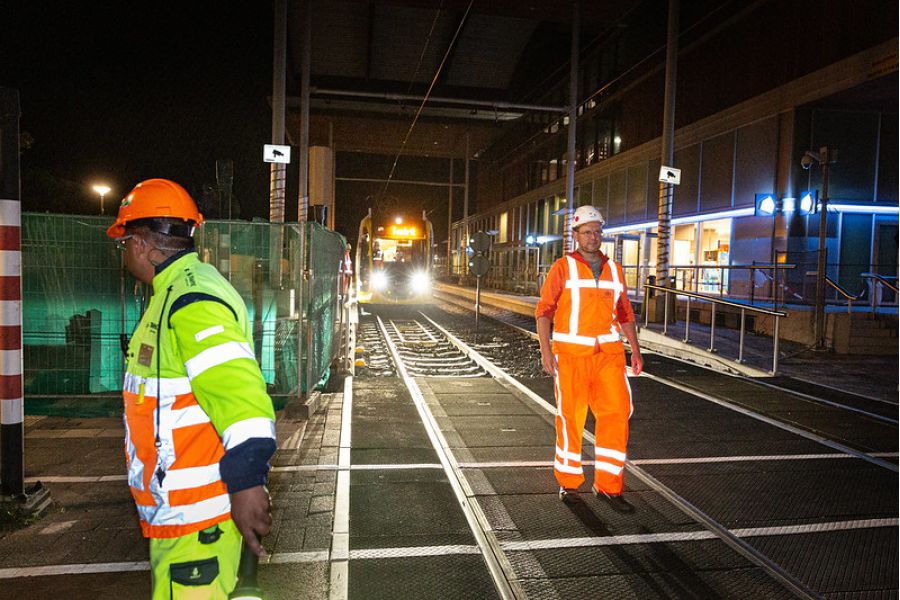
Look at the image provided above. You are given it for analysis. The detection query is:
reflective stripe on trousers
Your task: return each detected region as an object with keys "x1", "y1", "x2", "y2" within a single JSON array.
[{"x1": 553, "y1": 351, "x2": 633, "y2": 494}]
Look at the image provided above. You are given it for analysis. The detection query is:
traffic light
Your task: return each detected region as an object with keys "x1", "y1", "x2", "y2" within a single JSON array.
[{"x1": 467, "y1": 232, "x2": 491, "y2": 277}]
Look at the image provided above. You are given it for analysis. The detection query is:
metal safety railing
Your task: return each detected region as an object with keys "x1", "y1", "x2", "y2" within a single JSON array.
[
  {"x1": 815, "y1": 274, "x2": 866, "y2": 314},
  {"x1": 643, "y1": 283, "x2": 788, "y2": 374},
  {"x1": 861, "y1": 273, "x2": 899, "y2": 311}
]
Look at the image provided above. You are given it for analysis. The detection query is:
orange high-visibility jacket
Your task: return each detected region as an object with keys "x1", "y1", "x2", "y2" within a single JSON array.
[{"x1": 536, "y1": 252, "x2": 634, "y2": 355}]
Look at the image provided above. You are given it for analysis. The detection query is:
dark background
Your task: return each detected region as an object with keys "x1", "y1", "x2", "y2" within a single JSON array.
[{"x1": 4, "y1": 2, "x2": 275, "y2": 220}]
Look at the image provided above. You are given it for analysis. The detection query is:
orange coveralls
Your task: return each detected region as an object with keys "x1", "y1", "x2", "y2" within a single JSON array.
[{"x1": 535, "y1": 251, "x2": 635, "y2": 494}]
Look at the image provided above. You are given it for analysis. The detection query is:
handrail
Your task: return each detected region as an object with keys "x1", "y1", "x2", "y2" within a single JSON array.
[
  {"x1": 805, "y1": 271, "x2": 866, "y2": 314},
  {"x1": 669, "y1": 263, "x2": 794, "y2": 271},
  {"x1": 824, "y1": 276, "x2": 865, "y2": 302},
  {"x1": 642, "y1": 283, "x2": 787, "y2": 374},
  {"x1": 861, "y1": 273, "x2": 898, "y2": 312},
  {"x1": 861, "y1": 272, "x2": 899, "y2": 294},
  {"x1": 643, "y1": 284, "x2": 788, "y2": 317}
]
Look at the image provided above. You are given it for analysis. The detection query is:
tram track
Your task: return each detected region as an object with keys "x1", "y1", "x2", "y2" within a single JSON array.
[
  {"x1": 358, "y1": 313, "x2": 819, "y2": 598},
  {"x1": 373, "y1": 313, "x2": 524, "y2": 600},
  {"x1": 366, "y1": 300, "x2": 897, "y2": 598},
  {"x1": 348, "y1": 305, "x2": 896, "y2": 598},
  {"x1": 432, "y1": 297, "x2": 898, "y2": 460},
  {"x1": 415, "y1": 312, "x2": 823, "y2": 599}
]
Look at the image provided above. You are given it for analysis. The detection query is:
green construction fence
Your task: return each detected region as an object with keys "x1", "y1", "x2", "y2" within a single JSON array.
[{"x1": 21, "y1": 213, "x2": 347, "y2": 417}]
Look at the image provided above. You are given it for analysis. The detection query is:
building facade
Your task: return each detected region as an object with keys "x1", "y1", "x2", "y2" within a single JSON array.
[{"x1": 450, "y1": 0, "x2": 898, "y2": 306}]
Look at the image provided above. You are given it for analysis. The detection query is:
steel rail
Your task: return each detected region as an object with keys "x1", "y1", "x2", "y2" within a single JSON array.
[
  {"x1": 737, "y1": 375, "x2": 898, "y2": 426},
  {"x1": 420, "y1": 312, "x2": 825, "y2": 600},
  {"x1": 446, "y1": 299, "x2": 898, "y2": 438},
  {"x1": 375, "y1": 315, "x2": 524, "y2": 600},
  {"x1": 640, "y1": 371, "x2": 898, "y2": 473}
]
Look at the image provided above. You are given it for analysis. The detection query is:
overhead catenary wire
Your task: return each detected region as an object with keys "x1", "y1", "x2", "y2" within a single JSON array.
[
  {"x1": 380, "y1": 0, "x2": 474, "y2": 202},
  {"x1": 404, "y1": 0, "x2": 445, "y2": 99}
]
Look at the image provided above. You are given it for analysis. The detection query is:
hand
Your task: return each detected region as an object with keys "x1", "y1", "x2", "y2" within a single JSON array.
[
  {"x1": 629, "y1": 351, "x2": 644, "y2": 376},
  {"x1": 540, "y1": 351, "x2": 558, "y2": 376},
  {"x1": 230, "y1": 485, "x2": 272, "y2": 556}
]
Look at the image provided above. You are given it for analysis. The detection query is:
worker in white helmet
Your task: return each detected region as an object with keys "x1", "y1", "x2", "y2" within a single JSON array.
[{"x1": 535, "y1": 205, "x2": 644, "y2": 513}]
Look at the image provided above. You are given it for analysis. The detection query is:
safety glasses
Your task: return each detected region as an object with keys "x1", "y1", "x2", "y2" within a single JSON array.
[{"x1": 114, "y1": 234, "x2": 134, "y2": 251}]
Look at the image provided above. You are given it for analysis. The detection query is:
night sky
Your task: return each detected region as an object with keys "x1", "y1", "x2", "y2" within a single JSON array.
[{"x1": 4, "y1": 2, "x2": 275, "y2": 220}]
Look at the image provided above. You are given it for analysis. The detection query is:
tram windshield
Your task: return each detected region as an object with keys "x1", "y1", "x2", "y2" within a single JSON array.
[{"x1": 373, "y1": 238, "x2": 427, "y2": 265}]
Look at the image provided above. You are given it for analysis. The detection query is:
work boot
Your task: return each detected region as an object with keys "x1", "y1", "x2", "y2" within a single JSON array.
[
  {"x1": 558, "y1": 487, "x2": 579, "y2": 504},
  {"x1": 593, "y1": 488, "x2": 635, "y2": 514}
]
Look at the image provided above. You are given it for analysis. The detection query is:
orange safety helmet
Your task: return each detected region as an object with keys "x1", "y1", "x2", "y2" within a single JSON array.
[{"x1": 106, "y1": 178, "x2": 204, "y2": 238}]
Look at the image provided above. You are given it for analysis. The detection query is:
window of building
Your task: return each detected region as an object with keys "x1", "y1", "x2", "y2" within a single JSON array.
[
  {"x1": 672, "y1": 223, "x2": 697, "y2": 290},
  {"x1": 621, "y1": 238, "x2": 640, "y2": 289},
  {"x1": 597, "y1": 118, "x2": 613, "y2": 161},
  {"x1": 579, "y1": 182, "x2": 593, "y2": 207},
  {"x1": 698, "y1": 218, "x2": 731, "y2": 293}
]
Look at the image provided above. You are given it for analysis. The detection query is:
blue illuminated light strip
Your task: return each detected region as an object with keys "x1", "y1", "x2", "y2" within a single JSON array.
[
  {"x1": 829, "y1": 204, "x2": 899, "y2": 215},
  {"x1": 603, "y1": 221, "x2": 656, "y2": 234},
  {"x1": 672, "y1": 207, "x2": 754, "y2": 224},
  {"x1": 603, "y1": 207, "x2": 755, "y2": 234}
]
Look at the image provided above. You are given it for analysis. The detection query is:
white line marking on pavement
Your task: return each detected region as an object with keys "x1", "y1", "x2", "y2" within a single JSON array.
[
  {"x1": 329, "y1": 375, "x2": 353, "y2": 600},
  {"x1": 267, "y1": 550, "x2": 330, "y2": 564},
  {"x1": 36, "y1": 450, "x2": 900, "y2": 484},
  {"x1": 503, "y1": 531, "x2": 719, "y2": 551},
  {"x1": 6, "y1": 518, "x2": 893, "y2": 580},
  {"x1": 631, "y1": 452, "x2": 899, "y2": 465},
  {"x1": 0, "y1": 561, "x2": 149, "y2": 579},
  {"x1": 350, "y1": 545, "x2": 481, "y2": 559},
  {"x1": 732, "y1": 518, "x2": 899, "y2": 537},
  {"x1": 500, "y1": 518, "x2": 899, "y2": 552},
  {"x1": 345, "y1": 463, "x2": 441, "y2": 470}
]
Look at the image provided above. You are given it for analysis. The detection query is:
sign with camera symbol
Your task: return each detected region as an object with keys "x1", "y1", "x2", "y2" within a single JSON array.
[
  {"x1": 658, "y1": 165, "x2": 681, "y2": 185},
  {"x1": 263, "y1": 144, "x2": 291, "y2": 164}
]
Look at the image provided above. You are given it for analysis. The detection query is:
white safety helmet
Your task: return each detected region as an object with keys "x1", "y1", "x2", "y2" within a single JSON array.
[{"x1": 572, "y1": 205, "x2": 605, "y2": 229}]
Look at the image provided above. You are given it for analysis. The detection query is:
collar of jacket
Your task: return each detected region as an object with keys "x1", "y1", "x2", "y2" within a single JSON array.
[
  {"x1": 567, "y1": 249, "x2": 608, "y2": 268},
  {"x1": 152, "y1": 250, "x2": 198, "y2": 291}
]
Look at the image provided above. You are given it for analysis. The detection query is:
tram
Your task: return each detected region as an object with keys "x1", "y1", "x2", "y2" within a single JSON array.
[{"x1": 355, "y1": 209, "x2": 434, "y2": 304}]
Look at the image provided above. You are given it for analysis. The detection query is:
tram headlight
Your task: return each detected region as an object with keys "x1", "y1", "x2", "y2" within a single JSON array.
[
  {"x1": 371, "y1": 271, "x2": 388, "y2": 291},
  {"x1": 410, "y1": 271, "x2": 430, "y2": 293}
]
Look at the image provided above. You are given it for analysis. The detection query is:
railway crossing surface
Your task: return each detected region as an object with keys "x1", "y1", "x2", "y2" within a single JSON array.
[{"x1": 0, "y1": 305, "x2": 895, "y2": 599}]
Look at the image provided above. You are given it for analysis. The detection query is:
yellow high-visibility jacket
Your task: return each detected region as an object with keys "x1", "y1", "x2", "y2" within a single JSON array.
[{"x1": 123, "y1": 251, "x2": 276, "y2": 539}]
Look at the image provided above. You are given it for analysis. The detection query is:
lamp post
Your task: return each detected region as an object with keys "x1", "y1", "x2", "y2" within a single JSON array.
[
  {"x1": 801, "y1": 147, "x2": 834, "y2": 350},
  {"x1": 93, "y1": 184, "x2": 111, "y2": 215}
]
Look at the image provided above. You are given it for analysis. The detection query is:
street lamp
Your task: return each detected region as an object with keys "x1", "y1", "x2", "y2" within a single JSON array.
[
  {"x1": 92, "y1": 184, "x2": 111, "y2": 215},
  {"x1": 800, "y1": 147, "x2": 835, "y2": 350}
]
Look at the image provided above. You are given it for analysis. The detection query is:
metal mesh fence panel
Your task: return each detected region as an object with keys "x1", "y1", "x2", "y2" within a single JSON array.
[
  {"x1": 21, "y1": 213, "x2": 346, "y2": 416},
  {"x1": 305, "y1": 222, "x2": 346, "y2": 392}
]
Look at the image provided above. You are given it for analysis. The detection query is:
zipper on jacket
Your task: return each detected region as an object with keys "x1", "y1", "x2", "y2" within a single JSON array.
[{"x1": 154, "y1": 285, "x2": 174, "y2": 486}]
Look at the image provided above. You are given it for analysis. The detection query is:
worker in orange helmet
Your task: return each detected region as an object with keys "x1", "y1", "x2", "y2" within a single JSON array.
[
  {"x1": 108, "y1": 179, "x2": 276, "y2": 598},
  {"x1": 535, "y1": 205, "x2": 643, "y2": 513}
]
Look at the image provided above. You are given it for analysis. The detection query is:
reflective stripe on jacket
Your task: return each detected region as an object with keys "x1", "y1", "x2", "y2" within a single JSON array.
[
  {"x1": 536, "y1": 252, "x2": 633, "y2": 356},
  {"x1": 123, "y1": 252, "x2": 276, "y2": 539}
]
